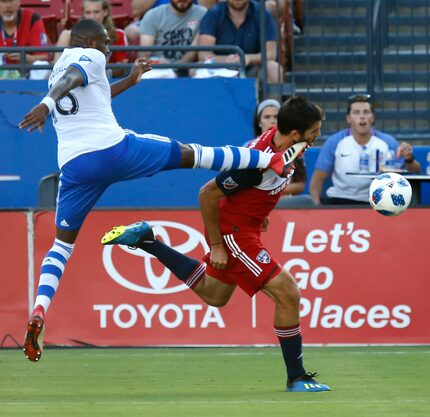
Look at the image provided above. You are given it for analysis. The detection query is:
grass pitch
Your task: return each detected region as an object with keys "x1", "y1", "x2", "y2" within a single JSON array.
[{"x1": 0, "y1": 346, "x2": 429, "y2": 417}]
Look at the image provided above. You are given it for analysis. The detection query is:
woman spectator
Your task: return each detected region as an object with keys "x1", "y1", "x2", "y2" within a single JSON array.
[{"x1": 55, "y1": 0, "x2": 128, "y2": 77}]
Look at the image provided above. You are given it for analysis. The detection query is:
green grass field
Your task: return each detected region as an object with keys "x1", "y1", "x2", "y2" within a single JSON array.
[{"x1": 1, "y1": 346, "x2": 429, "y2": 417}]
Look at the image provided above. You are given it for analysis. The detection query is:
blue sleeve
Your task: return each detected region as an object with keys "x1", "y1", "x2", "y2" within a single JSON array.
[
  {"x1": 265, "y1": 9, "x2": 277, "y2": 41},
  {"x1": 69, "y1": 63, "x2": 88, "y2": 86},
  {"x1": 314, "y1": 131, "x2": 346, "y2": 173},
  {"x1": 215, "y1": 169, "x2": 263, "y2": 196},
  {"x1": 374, "y1": 130, "x2": 399, "y2": 150},
  {"x1": 199, "y1": 8, "x2": 218, "y2": 36}
]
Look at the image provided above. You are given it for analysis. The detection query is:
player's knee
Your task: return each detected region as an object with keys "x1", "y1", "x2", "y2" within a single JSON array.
[
  {"x1": 205, "y1": 296, "x2": 229, "y2": 308},
  {"x1": 277, "y1": 273, "x2": 301, "y2": 308}
]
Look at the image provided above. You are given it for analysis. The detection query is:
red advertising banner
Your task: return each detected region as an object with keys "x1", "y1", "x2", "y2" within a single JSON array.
[
  {"x1": 0, "y1": 212, "x2": 29, "y2": 347},
  {"x1": 29, "y1": 208, "x2": 429, "y2": 346}
]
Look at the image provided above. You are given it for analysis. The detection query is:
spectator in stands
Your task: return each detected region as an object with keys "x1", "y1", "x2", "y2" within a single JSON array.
[
  {"x1": 310, "y1": 94, "x2": 421, "y2": 205},
  {"x1": 0, "y1": 0, "x2": 49, "y2": 79},
  {"x1": 138, "y1": 0, "x2": 206, "y2": 78},
  {"x1": 197, "y1": 0, "x2": 283, "y2": 84},
  {"x1": 126, "y1": 0, "x2": 216, "y2": 45},
  {"x1": 55, "y1": 0, "x2": 128, "y2": 77}
]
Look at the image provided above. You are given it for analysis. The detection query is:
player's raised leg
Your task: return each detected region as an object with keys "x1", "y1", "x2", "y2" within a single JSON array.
[
  {"x1": 101, "y1": 221, "x2": 235, "y2": 306},
  {"x1": 182, "y1": 141, "x2": 308, "y2": 177},
  {"x1": 262, "y1": 271, "x2": 331, "y2": 392}
]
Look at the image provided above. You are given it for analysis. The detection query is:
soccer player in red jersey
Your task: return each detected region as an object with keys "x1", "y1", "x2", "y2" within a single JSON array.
[
  {"x1": 0, "y1": 0, "x2": 49, "y2": 65},
  {"x1": 103, "y1": 96, "x2": 331, "y2": 392}
]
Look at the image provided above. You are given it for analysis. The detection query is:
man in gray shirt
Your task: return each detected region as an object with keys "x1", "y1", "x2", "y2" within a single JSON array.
[{"x1": 139, "y1": 0, "x2": 207, "y2": 76}]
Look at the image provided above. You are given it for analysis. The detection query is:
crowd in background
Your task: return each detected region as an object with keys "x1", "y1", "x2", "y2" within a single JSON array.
[
  {"x1": 0, "y1": 0, "x2": 303, "y2": 84},
  {"x1": 1, "y1": 0, "x2": 425, "y2": 205}
]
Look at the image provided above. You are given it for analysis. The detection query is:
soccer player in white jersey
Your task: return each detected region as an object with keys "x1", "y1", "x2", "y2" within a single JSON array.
[{"x1": 18, "y1": 19, "x2": 297, "y2": 362}]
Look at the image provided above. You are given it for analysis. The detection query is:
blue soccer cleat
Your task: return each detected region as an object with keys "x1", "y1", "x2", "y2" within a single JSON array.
[
  {"x1": 101, "y1": 221, "x2": 154, "y2": 246},
  {"x1": 286, "y1": 372, "x2": 331, "y2": 392}
]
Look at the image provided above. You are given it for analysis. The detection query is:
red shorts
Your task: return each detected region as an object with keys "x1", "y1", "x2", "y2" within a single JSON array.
[{"x1": 204, "y1": 232, "x2": 281, "y2": 297}]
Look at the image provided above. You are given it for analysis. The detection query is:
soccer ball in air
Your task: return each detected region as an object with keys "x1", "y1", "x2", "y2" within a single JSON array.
[{"x1": 369, "y1": 173, "x2": 412, "y2": 216}]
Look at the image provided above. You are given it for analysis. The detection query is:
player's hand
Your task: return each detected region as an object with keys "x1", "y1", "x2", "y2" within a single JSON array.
[
  {"x1": 19, "y1": 103, "x2": 50, "y2": 133},
  {"x1": 129, "y1": 58, "x2": 153, "y2": 84},
  {"x1": 210, "y1": 244, "x2": 228, "y2": 270}
]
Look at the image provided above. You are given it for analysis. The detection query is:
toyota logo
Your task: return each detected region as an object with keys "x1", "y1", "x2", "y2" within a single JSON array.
[{"x1": 102, "y1": 221, "x2": 209, "y2": 294}]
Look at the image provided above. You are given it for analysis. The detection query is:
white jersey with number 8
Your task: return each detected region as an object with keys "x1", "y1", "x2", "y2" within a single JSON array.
[{"x1": 48, "y1": 47, "x2": 125, "y2": 168}]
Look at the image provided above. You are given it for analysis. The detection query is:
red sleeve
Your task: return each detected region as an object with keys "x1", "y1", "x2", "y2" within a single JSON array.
[
  {"x1": 109, "y1": 29, "x2": 128, "y2": 63},
  {"x1": 28, "y1": 17, "x2": 49, "y2": 47}
]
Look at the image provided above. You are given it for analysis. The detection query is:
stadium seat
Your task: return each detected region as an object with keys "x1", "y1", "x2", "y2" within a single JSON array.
[
  {"x1": 112, "y1": 14, "x2": 133, "y2": 30},
  {"x1": 38, "y1": 172, "x2": 59, "y2": 208},
  {"x1": 21, "y1": 0, "x2": 63, "y2": 44},
  {"x1": 42, "y1": 14, "x2": 59, "y2": 43}
]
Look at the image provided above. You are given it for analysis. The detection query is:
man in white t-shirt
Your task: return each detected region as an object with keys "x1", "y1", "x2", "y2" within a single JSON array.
[
  {"x1": 139, "y1": 0, "x2": 207, "y2": 77},
  {"x1": 310, "y1": 94, "x2": 421, "y2": 205},
  {"x1": 18, "y1": 19, "x2": 299, "y2": 363}
]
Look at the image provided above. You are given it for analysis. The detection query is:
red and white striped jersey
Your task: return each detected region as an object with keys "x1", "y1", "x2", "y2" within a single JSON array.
[{"x1": 217, "y1": 127, "x2": 294, "y2": 234}]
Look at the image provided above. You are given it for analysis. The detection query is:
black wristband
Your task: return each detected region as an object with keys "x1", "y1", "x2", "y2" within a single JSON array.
[{"x1": 404, "y1": 156, "x2": 415, "y2": 163}]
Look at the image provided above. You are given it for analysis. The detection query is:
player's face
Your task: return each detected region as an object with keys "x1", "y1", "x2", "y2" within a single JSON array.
[
  {"x1": 227, "y1": 0, "x2": 249, "y2": 12},
  {"x1": 0, "y1": 0, "x2": 20, "y2": 23},
  {"x1": 346, "y1": 102, "x2": 375, "y2": 136},
  {"x1": 82, "y1": 1, "x2": 107, "y2": 24},
  {"x1": 170, "y1": 0, "x2": 193, "y2": 13},
  {"x1": 259, "y1": 106, "x2": 279, "y2": 132},
  {"x1": 90, "y1": 29, "x2": 111, "y2": 59},
  {"x1": 298, "y1": 120, "x2": 321, "y2": 145}
]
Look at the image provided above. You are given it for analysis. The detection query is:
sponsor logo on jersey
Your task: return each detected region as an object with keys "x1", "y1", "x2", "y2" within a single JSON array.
[
  {"x1": 40, "y1": 33, "x2": 48, "y2": 46},
  {"x1": 222, "y1": 176, "x2": 238, "y2": 190},
  {"x1": 79, "y1": 55, "x2": 92, "y2": 65},
  {"x1": 60, "y1": 219, "x2": 70, "y2": 227},
  {"x1": 256, "y1": 250, "x2": 270, "y2": 264}
]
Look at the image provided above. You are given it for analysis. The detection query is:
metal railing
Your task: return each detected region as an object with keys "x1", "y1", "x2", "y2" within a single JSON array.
[
  {"x1": 294, "y1": 0, "x2": 430, "y2": 142},
  {"x1": 0, "y1": 45, "x2": 248, "y2": 77}
]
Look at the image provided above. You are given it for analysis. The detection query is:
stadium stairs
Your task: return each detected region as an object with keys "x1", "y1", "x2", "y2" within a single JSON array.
[{"x1": 291, "y1": 0, "x2": 430, "y2": 145}]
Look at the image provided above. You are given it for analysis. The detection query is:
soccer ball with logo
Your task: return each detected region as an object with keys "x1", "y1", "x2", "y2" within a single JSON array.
[{"x1": 369, "y1": 172, "x2": 412, "y2": 216}]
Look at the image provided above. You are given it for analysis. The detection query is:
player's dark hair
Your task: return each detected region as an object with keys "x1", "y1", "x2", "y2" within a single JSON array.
[
  {"x1": 71, "y1": 19, "x2": 105, "y2": 46},
  {"x1": 277, "y1": 96, "x2": 324, "y2": 135}
]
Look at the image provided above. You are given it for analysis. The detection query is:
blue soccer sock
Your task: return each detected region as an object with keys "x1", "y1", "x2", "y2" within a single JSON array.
[
  {"x1": 275, "y1": 324, "x2": 306, "y2": 381},
  {"x1": 138, "y1": 240, "x2": 205, "y2": 286},
  {"x1": 33, "y1": 238, "x2": 74, "y2": 314},
  {"x1": 189, "y1": 144, "x2": 273, "y2": 171}
]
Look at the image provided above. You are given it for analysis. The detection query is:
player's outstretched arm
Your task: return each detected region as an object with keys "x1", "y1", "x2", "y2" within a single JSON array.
[
  {"x1": 19, "y1": 67, "x2": 85, "y2": 133},
  {"x1": 110, "y1": 58, "x2": 153, "y2": 98}
]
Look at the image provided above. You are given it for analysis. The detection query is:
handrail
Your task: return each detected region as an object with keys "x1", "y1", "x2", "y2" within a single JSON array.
[{"x1": 0, "y1": 45, "x2": 247, "y2": 77}]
